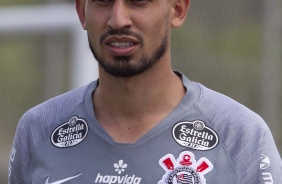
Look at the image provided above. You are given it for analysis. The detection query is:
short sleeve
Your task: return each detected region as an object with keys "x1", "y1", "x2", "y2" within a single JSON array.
[
  {"x1": 259, "y1": 127, "x2": 282, "y2": 184},
  {"x1": 8, "y1": 113, "x2": 34, "y2": 184}
]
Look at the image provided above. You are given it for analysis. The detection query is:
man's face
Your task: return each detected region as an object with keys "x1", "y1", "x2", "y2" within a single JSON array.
[{"x1": 83, "y1": 0, "x2": 172, "y2": 77}]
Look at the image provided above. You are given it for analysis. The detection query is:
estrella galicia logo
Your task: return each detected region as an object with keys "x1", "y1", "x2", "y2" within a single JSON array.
[
  {"x1": 51, "y1": 116, "x2": 88, "y2": 148},
  {"x1": 172, "y1": 120, "x2": 219, "y2": 151}
]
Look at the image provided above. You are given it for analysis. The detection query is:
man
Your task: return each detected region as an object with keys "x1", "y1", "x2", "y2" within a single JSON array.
[{"x1": 9, "y1": 0, "x2": 282, "y2": 183}]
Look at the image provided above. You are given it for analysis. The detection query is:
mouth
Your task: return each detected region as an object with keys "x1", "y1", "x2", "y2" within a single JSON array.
[
  {"x1": 110, "y1": 42, "x2": 135, "y2": 48},
  {"x1": 105, "y1": 37, "x2": 139, "y2": 56}
]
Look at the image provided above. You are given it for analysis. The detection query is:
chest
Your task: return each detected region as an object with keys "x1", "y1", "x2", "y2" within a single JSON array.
[{"x1": 30, "y1": 123, "x2": 237, "y2": 184}]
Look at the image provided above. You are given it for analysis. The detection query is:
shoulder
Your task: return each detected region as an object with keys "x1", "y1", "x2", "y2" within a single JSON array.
[
  {"x1": 15, "y1": 82, "x2": 95, "y2": 152},
  {"x1": 22, "y1": 83, "x2": 90, "y2": 123},
  {"x1": 32, "y1": 83, "x2": 91, "y2": 113},
  {"x1": 195, "y1": 83, "x2": 266, "y2": 129},
  {"x1": 194, "y1": 83, "x2": 269, "y2": 144},
  {"x1": 194, "y1": 83, "x2": 271, "y2": 182}
]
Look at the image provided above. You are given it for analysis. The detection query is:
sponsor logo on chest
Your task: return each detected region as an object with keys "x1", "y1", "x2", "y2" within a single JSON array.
[
  {"x1": 172, "y1": 120, "x2": 219, "y2": 151},
  {"x1": 51, "y1": 116, "x2": 88, "y2": 148},
  {"x1": 95, "y1": 160, "x2": 142, "y2": 184}
]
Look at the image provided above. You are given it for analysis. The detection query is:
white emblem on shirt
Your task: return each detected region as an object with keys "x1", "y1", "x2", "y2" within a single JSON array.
[
  {"x1": 95, "y1": 160, "x2": 142, "y2": 184},
  {"x1": 158, "y1": 151, "x2": 213, "y2": 184},
  {"x1": 260, "y1": 154, "x2": 273, "y2": 184},
  {"x1": 45, "y1": 173, "x2": 82, "y2": 184}
]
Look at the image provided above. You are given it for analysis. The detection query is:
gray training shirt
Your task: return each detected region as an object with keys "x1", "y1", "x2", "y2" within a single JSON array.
[{"x1": 9, "y1": 73, "x2": 282, "y2": 184}]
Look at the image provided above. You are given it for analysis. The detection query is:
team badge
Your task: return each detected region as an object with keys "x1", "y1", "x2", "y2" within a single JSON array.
[
  {"x1": 51, "y1": 116, "x2": 88, "y2": 148},
  {"x1": 172, "y1": 121, "x2": 219, "y2": 151},
  {"x1": 158, "y1": 151, "x2": 213, "y2": 184}
]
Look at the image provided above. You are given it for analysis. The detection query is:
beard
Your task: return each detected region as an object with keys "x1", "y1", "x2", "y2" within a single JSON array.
[{"x1": 88, "y1": 28, "x2": 168, "y2": 78}]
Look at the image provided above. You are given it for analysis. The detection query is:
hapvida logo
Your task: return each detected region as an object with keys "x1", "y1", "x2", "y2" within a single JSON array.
[
  {"x1": 95, "y1": 160, "x2": 142, "y2": 184},
  {"x1": 95, "y1": 174, "x2": 141, "y2": 184}
]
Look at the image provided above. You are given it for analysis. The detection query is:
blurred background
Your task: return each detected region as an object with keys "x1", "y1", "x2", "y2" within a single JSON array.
[{"x1": 0, "y1": 0, "x2": 281, "y2": 183}]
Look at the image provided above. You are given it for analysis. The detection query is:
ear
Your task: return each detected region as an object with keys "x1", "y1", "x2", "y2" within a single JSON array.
[
  {"x1": 171, "y1": 0, "x2": 190, "y2": 28},
  {"x1": 76, "y1": 0, "x2": 87, "y2": 30}
]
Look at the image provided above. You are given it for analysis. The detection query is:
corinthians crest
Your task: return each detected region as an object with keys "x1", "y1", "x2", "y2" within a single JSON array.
[{"x1": 158, "y1": 151, "x2": 213, "y2": 184}]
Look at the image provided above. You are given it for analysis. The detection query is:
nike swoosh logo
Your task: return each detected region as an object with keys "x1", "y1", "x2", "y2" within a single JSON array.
[{"x1": 45, "y1": 173, "x2": 82, "y2": 184}]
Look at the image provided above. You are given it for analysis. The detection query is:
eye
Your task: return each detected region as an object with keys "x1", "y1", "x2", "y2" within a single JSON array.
[
  {"x1": 129, "y1": 0, "x2": 151, "y2": 5},
  {"x1": 93, "y1": 0, "x2": 113, "y2": 6}
]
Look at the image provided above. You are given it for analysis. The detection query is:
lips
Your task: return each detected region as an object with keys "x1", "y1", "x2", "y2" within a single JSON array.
[
  {"x1": 104, "y1": 36, "x2": 139, "y2": 56},
  {"x1": 110, "y1": 42, "x2": 134, "y2": 48}
]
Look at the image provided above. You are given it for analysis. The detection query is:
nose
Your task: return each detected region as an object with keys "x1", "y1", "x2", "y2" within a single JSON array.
[{"x1": 107, "y1": 1, "x2": 132, "y2": 30}]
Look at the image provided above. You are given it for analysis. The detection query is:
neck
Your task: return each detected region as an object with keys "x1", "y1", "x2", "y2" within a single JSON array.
[{"x1": 93, "y1": 61, "x2": 185, "y2": 143}]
